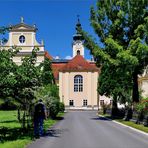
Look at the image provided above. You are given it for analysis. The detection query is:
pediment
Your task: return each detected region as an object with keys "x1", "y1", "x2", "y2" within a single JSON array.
[{"x1": 10, "y1": 23, "x2": 37, "y2": 32}]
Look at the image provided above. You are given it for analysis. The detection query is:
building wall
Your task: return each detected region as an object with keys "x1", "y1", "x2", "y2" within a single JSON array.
[
  {"x1": 139, "y1": 77, "x2": 148, "y2": 97},
  {"x1": 141, "y1": 80, "x2": 148, "y2": 97},
  {"x1": 59, "y1": 71, "x2": 99, "y2": 109}
]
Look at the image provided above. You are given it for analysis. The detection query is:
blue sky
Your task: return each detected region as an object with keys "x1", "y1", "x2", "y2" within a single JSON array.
[{"x1": 0, "y1": 0, "x2": 97, "y2": 59}]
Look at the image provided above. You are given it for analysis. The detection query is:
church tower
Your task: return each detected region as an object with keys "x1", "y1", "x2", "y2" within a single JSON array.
[{"x1": 72, "y1": 17, "x2": 84, "y2": 57}]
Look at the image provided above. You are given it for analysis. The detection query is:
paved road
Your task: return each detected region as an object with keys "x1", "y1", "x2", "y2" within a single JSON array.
[{"x1": 28, "y1": 111, "x2": 148, "y2": 148}]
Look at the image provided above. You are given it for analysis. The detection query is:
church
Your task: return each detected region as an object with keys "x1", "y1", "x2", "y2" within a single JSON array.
[
  {"x1": 51, "y1": 19, "x2": 100, "y2": 110},
  {"x1": 1, "y1": 18, "x2": 147, "y2": 110}
]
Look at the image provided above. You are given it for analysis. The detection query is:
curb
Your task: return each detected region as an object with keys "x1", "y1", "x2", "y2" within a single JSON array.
[{"x1": 99, "y1": 115, "x2": 148, "y2": 136}]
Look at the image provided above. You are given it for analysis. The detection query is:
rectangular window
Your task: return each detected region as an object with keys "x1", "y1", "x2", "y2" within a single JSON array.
[
  {"x1": 74, "y1": 85, "x2": 78, "y2": 92},
  {"x1": 83, "y1": 100, "x2": 87, "y2": 106},
  {"x1": 69, "y1": 100, "x2": 74, "y2": 106}
]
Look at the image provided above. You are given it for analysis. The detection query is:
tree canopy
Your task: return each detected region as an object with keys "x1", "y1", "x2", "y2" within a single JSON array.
[{"x1": 80, "y1": 0, "x2": 148, "y2": 103}]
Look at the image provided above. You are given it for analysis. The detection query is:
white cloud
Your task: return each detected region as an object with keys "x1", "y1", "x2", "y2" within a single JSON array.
[{"x1": 65, "y1": 55, "x2": 72, "y2": 60}]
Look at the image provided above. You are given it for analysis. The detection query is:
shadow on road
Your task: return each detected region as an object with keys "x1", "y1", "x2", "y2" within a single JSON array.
[
  {"x1": 55, "y1": 116, "x2": 64, "y2": 121},
  {"x1": 91, "y1": 116, "x2": 112, "y2": 121},
  {"x1": 44, "y1": 129, "x2": 62, "y2": 138}
]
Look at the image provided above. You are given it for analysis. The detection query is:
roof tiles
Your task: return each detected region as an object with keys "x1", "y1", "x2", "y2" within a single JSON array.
[{"x1": 59, "y1": 55, "x2": 99, "y2": 72}]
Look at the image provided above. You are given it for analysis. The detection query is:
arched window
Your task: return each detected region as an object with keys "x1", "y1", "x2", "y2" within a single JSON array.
[
  {"x1": 74, "y1": 75, "x2": 83, "y2": 92},
  {"x1": 77, "y1": 50, "x2": 80, "y2": 55}
]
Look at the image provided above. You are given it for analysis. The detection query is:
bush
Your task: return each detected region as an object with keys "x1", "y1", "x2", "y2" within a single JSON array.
[
  {"x1": 49, "y1": 98, "x2": 59, "y2": 119},
  {"x1": 59, "y1": 102, "x2": 65, "y2": 112},
  {"x1": 135, "y1": 97, "x2": 148, "y2": 115}
]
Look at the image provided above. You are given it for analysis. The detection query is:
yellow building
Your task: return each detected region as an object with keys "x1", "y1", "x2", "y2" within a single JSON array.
[{"x1": 1, "y1": 17, "x2": 45, "y2": 65}]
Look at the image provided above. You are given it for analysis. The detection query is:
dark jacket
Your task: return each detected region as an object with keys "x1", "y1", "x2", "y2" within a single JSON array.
[{"x1": 34, "y1": 102, "x2": 46, "y2": 119}]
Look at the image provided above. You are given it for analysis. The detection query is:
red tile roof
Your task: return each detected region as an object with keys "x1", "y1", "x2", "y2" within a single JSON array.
[
  {"x1": 44, "y1": 51, "x2": 53, "y2": 60},
  {"x1": 52, "y1": 63, "x2": 66, "y2": 80},
  {"x1": 59, "y1": 55, "x2": 99, "y2": 72}
]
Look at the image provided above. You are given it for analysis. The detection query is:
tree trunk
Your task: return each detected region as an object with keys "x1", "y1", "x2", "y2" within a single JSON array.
[
  {"x1": 111, "y1": 96, "x2": 118, "y2": 117},
  {"x1": 132, "y1": 72, "x2": 139, "y2": 102}
]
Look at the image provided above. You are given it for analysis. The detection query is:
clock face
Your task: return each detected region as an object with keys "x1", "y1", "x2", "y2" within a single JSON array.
[{"x1": 76, "y1": 43, "x2": 82, "y2": 49}]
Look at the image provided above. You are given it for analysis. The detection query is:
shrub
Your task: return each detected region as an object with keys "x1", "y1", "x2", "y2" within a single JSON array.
[
  {"x1": 59, "y1": 102, "x2": 65, "y2": 112},
  {"x1": 135, "y1": 97, "x2": 148, "y2": 115},
  {"x1": 48, "y1": 98, "x2": 59, "y2": 119}
]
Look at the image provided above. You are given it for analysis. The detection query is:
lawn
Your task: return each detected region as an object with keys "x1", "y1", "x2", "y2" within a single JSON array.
[{"x1": 0, "y1": 111, "x2": 64, "y2": 148}]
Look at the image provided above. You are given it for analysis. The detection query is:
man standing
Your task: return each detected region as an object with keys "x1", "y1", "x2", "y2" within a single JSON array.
[{"x1": 34, "y1": 99, "x2": 46, "y2": 137}]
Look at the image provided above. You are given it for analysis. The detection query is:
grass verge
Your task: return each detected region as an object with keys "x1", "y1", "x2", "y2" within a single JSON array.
[
  {"x1": 115, "y1": 119, "x2": 148, "y2": 133},
  {"x1": 99, "y1": 113, "x2": 148, "y2": 133}
]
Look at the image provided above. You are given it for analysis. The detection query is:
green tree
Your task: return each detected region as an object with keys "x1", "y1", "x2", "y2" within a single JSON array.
[
  {"x1": 14, "y1": 48, "x2": 42, "y2": 129},
  {"x1": 80, "y1": 0, "x2": 148, "y2": 104},
  {"x1": 0, "y1": 48, "x2": 19, "y2": 100},
  {"x1": 40, "y1": 57, "x2": 55, "y2": 85}
]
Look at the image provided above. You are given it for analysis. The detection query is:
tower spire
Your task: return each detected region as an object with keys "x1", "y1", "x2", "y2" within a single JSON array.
[
  {"x1": 76, "y1": 14, "x2": 82, "y2": 34},
  {"x1": 73, "y1": 15, "x2": 83, "y2": 41}
]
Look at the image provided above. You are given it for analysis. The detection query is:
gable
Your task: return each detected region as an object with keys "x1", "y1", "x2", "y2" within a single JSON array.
[{"x1": 10, "y1": 23, "x2": 37, "y2": 32}]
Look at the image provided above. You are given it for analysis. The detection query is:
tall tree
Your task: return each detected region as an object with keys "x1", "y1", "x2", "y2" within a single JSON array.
[
  {"x1": 80, "y1": 0, "x2": 148, "y2": 103},
  {"x1": 14, "y1": 48, "x2": 42, "y2": 128}
]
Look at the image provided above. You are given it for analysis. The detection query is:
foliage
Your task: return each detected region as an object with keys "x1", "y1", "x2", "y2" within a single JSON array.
[
  {"x1": 48, "y1": 97, "x2": 60, "y2": 119},
  {"x1": 135, "y1": 97, "x2": 148, "y2": 114},
  {"x1": 14, "y1": 48, "x2": 41, "y2": 105},
  {"x1": 11, "y1": 48, "x2": 42, "y2": 129},
  {"x1": 40, "y1": 57, "x2": 55, "y2": 85},
  {"x1": 80, "y1": 0, "x2": 148, "y2": 104},
  {"x1": 59, "y1": 102, "x2": 65, "y2": 112},
  {"x1": 0, "y1": 48, "x2": 19, "y2": 100}
]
